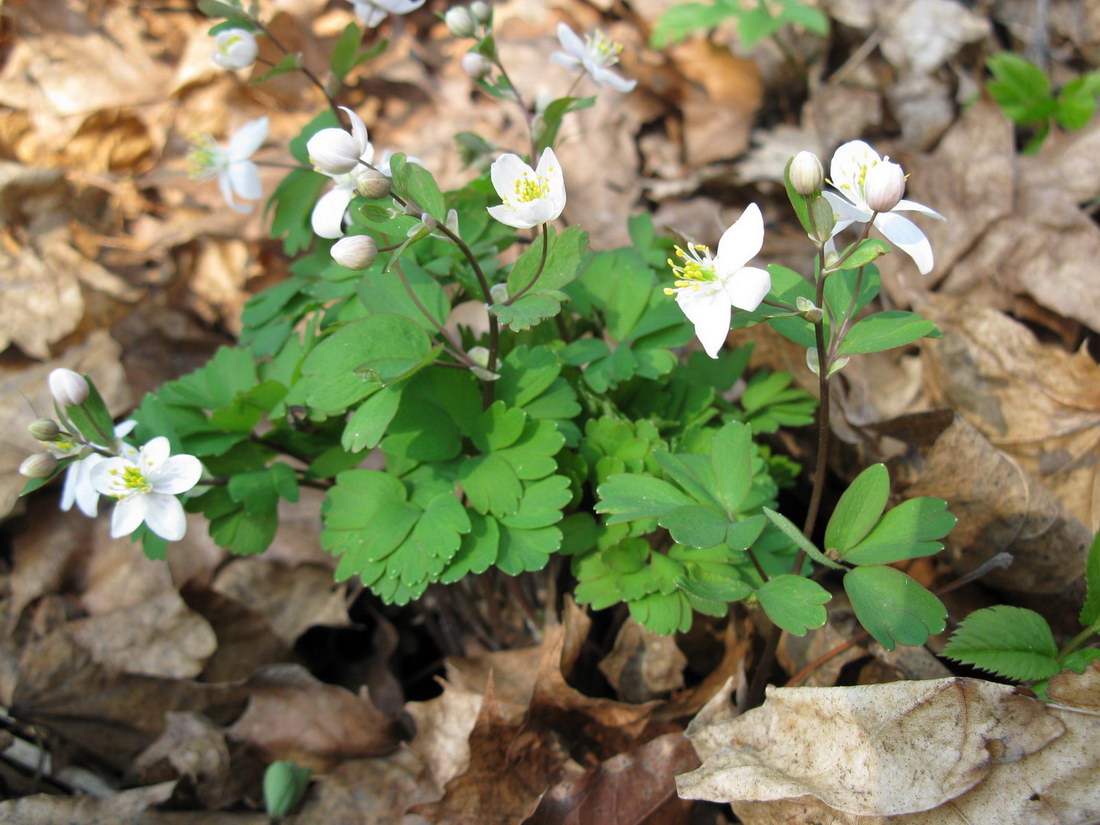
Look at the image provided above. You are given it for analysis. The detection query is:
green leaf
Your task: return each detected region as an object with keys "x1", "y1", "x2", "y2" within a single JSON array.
[
  {"x1": 198, "y1": 0, "x2": 249, "y2": 20},
  {"x1": 254, "y1": 53, "x2": 300, "y2": 84},
  {"x1": 778, "y1": 2, "x2": 828, "y2": 34},
  {"x1": 496, "y1": 524, "x2": 559, "y2": 575},
  {"x1": 330, "y1": 22, "x2": 362, "y2": 80},
  {"x1": 987, "y1": 52, "x2": 1056, "y2": 125},
  {"x1": 659, "y1": 505, "x2": 729, "y2": 548},
  {"x1": 342, "y1": 383, "x2": 403, "y2": 453},
  {"x1": 942, "y1": 605, "x2": 1060, "y2": 681},
  {"x1": 403, "y1": 161, "x2": 446, "y2": 221},
  {"x1": 823, "y1": 264, "x2": 880, "y2": 325},
  {"x1": 267, "y1": 168, "x2": 330, "y2": 255},
  {"x1": 506, "y1": 225, "x2": 589, "y2": 296},
  {"x1": 650, "y1": 1, "x2": 738, "y2": 47},
  {"x1": 500, "y1": 475, "x2": 571, "y2": 529},
  {"x1": 842, "y1": 497, "x2": 956, "y2": 565},
  {"x1": 1080, "y1": 528, "x2": 1100, "y2": 627},
  {"x1": 834, "y1": 238, "x2": 890, "y2": 270},
  {"x1": 596, "y1": 474, "x2": 695, "y2": 523},
  {"x1": 264, "y1": 761, "x2": 311, "y2": 818},
  {"x1": 492, "y1": 292, "x2": 568, "y2": 332},
  {"x1": 844, "y1": 565, "x2": 946, "y2": 650},
  {"x1": 470, "y1": 401, "x2": 526, "y2": 452},
  {"x1": 762, "y1": 507, "x2": 843, "y2": 570},
  {"x1": 676, "y1": 566, "x2": 753, "y2": 603},
  {"x1": 65, "y1": 377, "x2": 119, "y2": 452},
  {"x1": 711, "y1": 420, "x2": 753, "y2": 513},
  {"x1": 737, "y1": 5, "x2": 781, "y2": 47},
  {"x1": 755, "y1": 574, "x2": 830, "y2": 636},
  {"x1": 838, "y1": 311, "x2": 939, "y2": 355},
  {"x1": 460, "y1": 453, "x2": 521, "y2": 515},
  {"x1": 356, "y1": 256, "x2": 449, "y2": 334},
  {"x1": 628, "y1": 591, "x2": 694, "y2": 634},
  {"x1": 441, "y1": 512, "x2": 500, "y2": 582},
  {"x1": 534, "y1": 95, "x2": 596, "y2": 153},
  {"x1": 824, "y1": 463, "x2": 889, "y2": 555}
]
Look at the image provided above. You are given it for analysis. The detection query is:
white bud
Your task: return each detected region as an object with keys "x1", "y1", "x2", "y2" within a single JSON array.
[
  {"x1": 470, "y1": 1, "x2": 491, "y2": 24},
  {"x1": 789, "y1": 151, "x2": 824, "y2": 195},
  {"x1": 48, "y1": 368, "x2": 89, "y2": 407},
  {"x1": 467, "y1": 346, "x2": 491, "y2": 369},
  {"x1": 212, "y1": 28, "x2": 258, "y2": 71},
  {"x1": 445, "y1": 7, "x2": 476, "y2": 38},
  {"x1": 796, "y1": 296, "x2": 823, "y2": 324},
  {"x1": 444, "y1": 208, "x2": 460, "y2": 235},
  {"x1": 864, "y1": 161, "x2": 906, "y2": 213},
  {"x1": 489, "y1": 282, "x2": 509, "y2": 304},
  {"x1": 20, "y1": 452, "x2": 58, "y2": 479},
  {"x1": 306, "y1": 129, "x2": 362, "y2": 175},
  {"x1": 356, "y1": 168, "x2": 391, "y2": 199},
  {"x1": 462, "y1": 52, "x2": 493, "y2": 80},
  {"x1": 331, "y1": 235, "x2": 379, "y2": 270}
]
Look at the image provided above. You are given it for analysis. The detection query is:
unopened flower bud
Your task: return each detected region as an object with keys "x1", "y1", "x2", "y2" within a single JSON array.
[
  {"x1": 789, "y1": 151, "x2": 824, "y2": 195},
  {"x1": 470, "y1": 1, "x2": 491, "y2": 24},
  {"x1": 810, "y1": 195, "x2": 836, "y2": 244},
  {"x1": 489, "y1": 282, "x2": 509, "y2": 304},
  {"x1": 462, "y1": 52, "x2": 493, "y2": 80},
  {"x1": 212, "y1": 28, "x2": 258, "y2": 71},
  {"x1": 864, "y1": 161, "x2": 906, "y2": 213},
  {"x1": 306, "y1": 129, "x2": 362, "y2": 175},
  {"x1": 331, "y1": 235, "x2": 379, "y2": 270},
  {"x1": 466, "y1": 346, "x2": 499, "y2": 381},
  {"x1": 796, "y1": 296, "x2": 823, "y2": 324},
  {"x1": 356, "y1": 168, "x2": 391, "y2": 199},
  {"x1": 20, "y1": 452, "x2": 58, "y2": 479},
  {"x1": 445, "y1": 6, "x2": 476, "y2": 37},
  {"x1": 48, "y1": 368, "x2": 89, "y2": 407},
  {"x1": 28, "y1": 418, "x2": 61, "y2": 441}
]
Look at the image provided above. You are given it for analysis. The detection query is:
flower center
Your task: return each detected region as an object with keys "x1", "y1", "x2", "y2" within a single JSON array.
[
  {"x1": 111, "y1": 464, "x2": 151, "y2": 497},
  {"x1": 586, "y1": 29, "x2": 624, "y2": 67},
  {"x1": 663, "y1": 243, "x2": 717, "y2": 294},
  {"x1": 218, "y1": 34, "x2": 244, "y2": 56},
  {"x1": 187, "y1": 136, "x2": 227, "y2": 179},
  {"x1": 512, "y1": 173, "x2": 551, "y2": 203}
]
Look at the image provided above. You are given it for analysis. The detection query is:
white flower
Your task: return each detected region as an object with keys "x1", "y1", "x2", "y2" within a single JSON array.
[
  {"x1": 822, "y1": 140, "x2": 946, "y2": 275},
  {"x1": 663, "y1": 203, "x2": 772, "y2": 359},
  {"x1": 91, "y1": 437, "x2": 202, "y2": 541},
  {"x1": 487, "y1": 147, "x2": 566, "y2": 229},
  {"x1": 307, "y1": 107, "x2": 372, "y2": 176},
  {"x1": 212, "y1": 28, "x2": 258, "y2": 70},
  {"x1": 188, "y1": 117, "x2": 269, "y2": 213},
  {"x1": 348, "y1": 0, "x2": 425, "y2": 27},
  {"x1": 45, "y1": 420, "x2": 138, "y2": 518},
  {"x1": 550, "y1": 23, "x2": 636, "y2": 93}
]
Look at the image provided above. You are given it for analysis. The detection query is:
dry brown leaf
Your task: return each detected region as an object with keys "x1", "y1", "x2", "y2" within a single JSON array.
[
  {"x1": 0, "y1": 781, "x2": 178, "y2": 825},
  {"x1": 65, "y1": 590, "x2": 216, "y2": 679},
  {"x1": 918, "y1": 295, "x2": 1100, "y2": 531},
  {"x1": 405, "y1": 681, "x2": 484, "y2": 788},
  {"x1": 227, "y1": 664, "x2": 404, "y2": 769},
  {"x1": 599, "y1": 619, "x2": 688, "y2": 702},
  {"x1": 288, "y1": 748, "x2": 439, "y2": 825},
  {"x1": 526, "y1": 731, "x2": 699, "y2": 825},
  {"x1": 678, "y1": 678, "x2": 1064, "y2": 817},
  {"x1": 211, "y1": 558, "x2": 349, "y2": 646}
]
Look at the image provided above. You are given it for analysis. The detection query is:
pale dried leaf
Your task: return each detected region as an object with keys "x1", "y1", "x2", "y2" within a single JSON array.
[
  {"x1": 599, "y1": 619, "x2": 688, "y2": 702},
  {"x1": 406, "y1": 681, "x2": 483, "y2": 788},
  {"x1": 677, "y1": 678, "x2": 1063, "y2": 816}
]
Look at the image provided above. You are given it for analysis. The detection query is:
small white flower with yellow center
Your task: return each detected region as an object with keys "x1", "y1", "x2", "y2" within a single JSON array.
[
  {"x1": 91, "y1": 437, "x2": 202, "y2": 541},
  {"x1": 188, "y1": 117, "x2": 268, "y2": 213},
  {"x1": 823, "y1": 140, "x2": 946, "y2": 275},
  {"x1": 44, "y1": 420, "x2": 137, "y2": 518},
  {"x1": 212, "y1": 28, "x2": 258, "y2": 71},
  {"x1": 550, "y1": 23, "x2": 636, "y2": 93},
  {"x1": 664, "y1": 203, "x2": 771, "y2": 359},
  {"x1": 487, "y1": 147, "x2": 566, "y2": 229}
]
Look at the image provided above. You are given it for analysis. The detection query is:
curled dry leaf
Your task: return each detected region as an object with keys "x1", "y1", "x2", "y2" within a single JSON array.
[
  {"x1": 405, "y1": 681, "x2": 484, "y2": 789},
  {"x1": 599, "y1": 618, "x2": 688, "y2": 703},
  {"x1": 677, "y1": 677, "x2": 1064, "y2": 817}
]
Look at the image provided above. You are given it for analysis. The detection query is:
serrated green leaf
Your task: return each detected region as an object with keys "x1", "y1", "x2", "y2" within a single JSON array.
[
  {"x1": 838, "y1": 311, "x2": 939, "y2": 355},
  {"x1": 441, "y1": 512, "x2": 500, "y2": 582},
  {"x1": 842, "y1": 496, "x2": 956, "y2": 565},
  {"x1": 596, "y1": 473, "x2": 694, "y2": 523},
  {"x1": 496, "y1": 524, "x2": 559, "y2": 575},
  {"x1": 942, "y1": 605, "x2": 1060, "y2": 681},
  {"x1": 756, "y1": 574, "x2": 830, "y2": 636},
  {"x1": 844, "y1": 565, "x2": 946, "y2": 650},
  {"x1": 470, "y1": 401, "x2": 526, "y2": 452},
  {"x1": 824, "y1": 463, "x2": 889, "y2": 555},
  {"x1": 500, "y1": 475, "x2": 571, "y2": 529},
  {"x1": 762, "y1": 507, "x2": 843, "y2": 570},
  {"x1": 652, "y1": 452, "x2": 721, "y2": 509},
  {"x1": 629, "y1": 591, "x2": 695, "y2": 634},
  {"x1": 492, "y1": 292, "x2": 567, "y2": 331},
  {"x1": 460, "y1": 453, "x2": 521, "y2": 515},
  {"x1": 1081, "y1": 529, "x2": 1100, "y2": 627}
]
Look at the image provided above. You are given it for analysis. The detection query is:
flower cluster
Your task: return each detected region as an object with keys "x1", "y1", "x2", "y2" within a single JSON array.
[{"x1": 19, "y1": 369, "x2": 203, "y2": 542}]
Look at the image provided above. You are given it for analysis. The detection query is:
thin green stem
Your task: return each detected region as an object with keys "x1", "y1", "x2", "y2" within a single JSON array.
[
  {"x1": 506, "y1": 223, "x2": 549, "y2": 304},
  {"x1": 1060, "y1": 624, "x2": 1100, "y2": 660},
  {"x1": 392, "y1": 260, "x2": 472, "y2": 366}
]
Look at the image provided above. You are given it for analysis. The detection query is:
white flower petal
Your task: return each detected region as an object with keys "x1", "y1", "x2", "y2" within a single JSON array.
[
  {"x1": 228, "y1": 117, "x2": 269, "y2": 160},
  {"x1": 893, "y1": 198, "x2": 947, "y2": 220},
  {"x1": 60, "y1": 462, "x2": 79, "y2": 512},
  {"x1": 217, "y1": 171, "x2": 247, "y2": 212},
  {"x1": 311, "y1": 186, "x2": 356, "y2": 238},
  {"x1": 143, "y1": 494, "x2": 188, "y2": 541},
  {"x1": 676, "y1": 287, "x2": 732, "y2": 359},
  {"x1": 592, "y1": 67, "x2": 636, "y2": 92},
  {"x1": 229, "y1": 160, "x2": 263, "y2": 201},
  {"x1": 91, "y1": 457, "x2": 133, "y2": 497},
  {"x1": 151, "y1": 454, "x2": 203, "y2": 495},
  {"x1": 111, "y1": 494, "x2": 148, "y2": 538},
  {"x1": 115, "y1": 420, "x2": 138, "y2": 438},
  {"x1": 489, "y1": 153, "x2": 531, "y2": 199},
  {"x1": 556, "y1": 22, "x2": 586, "y2": 59},
  {"x1": 139, "y1": 437, "x2": 172, "y2": 476},
  {"x1": 715, "y1": 203, "x2": 764, "y2": 275},
  {"x1": 821, "y1": 190, "x2": 870, "y2": 236},
  {"x1": 487, "y1": 203, "x2": 534, "y2": 229},
  {"x1": 723, "y1": 266, "x2": 772, "y2": 312},
  {"x1": 549, "y1": 51, "x2": 582, "y2": 71},
  {"x1": 829, "y1": 140, "x2": 878, "y2": 197},
  {"x1": 874, "y1": 211, "x2": 935, "y2": 274}
]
